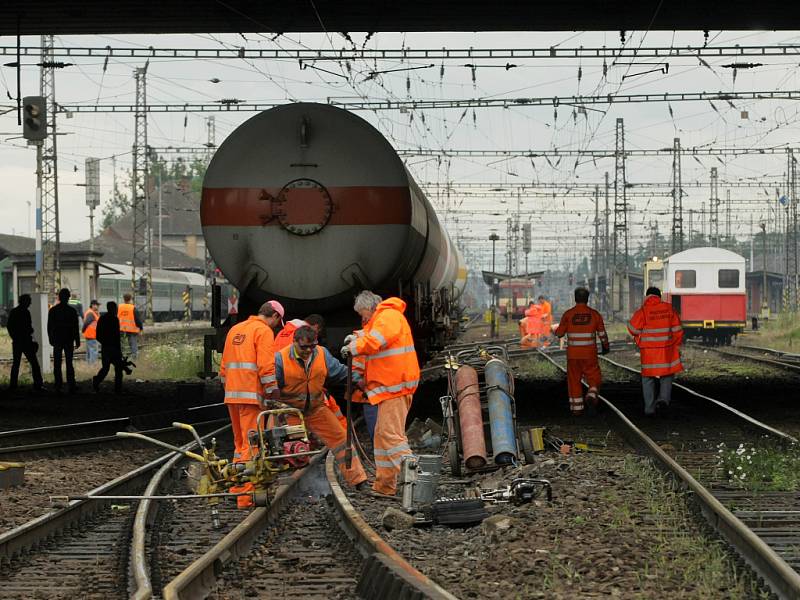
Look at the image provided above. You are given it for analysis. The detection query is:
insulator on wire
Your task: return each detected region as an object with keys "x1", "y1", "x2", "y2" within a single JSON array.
[
  {"x1": 440, "y1": 63, "x2": 445, "y2": 80},
  {"x1": 406, "y1": 74, "x2": 411, "y2": 94},
  {"x1": 472, "y1": 109, "x2": 477, "y2": 128},
  {"x1": 471, "y1": 66, "x2": 477, "y2": 86},
  {"x1": 602, "y1": 59, "x2": 608, "y2": 78},
  {"x1": 577, "y1": 66, "x2": 582, "y2": 82}
]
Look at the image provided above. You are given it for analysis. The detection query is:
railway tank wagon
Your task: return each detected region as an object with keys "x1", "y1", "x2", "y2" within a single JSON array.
[
  {"x1": 201, "y1": 102, "x2": 466, "y2": 349},
  {"x1": 647, "y1": 247, "x2": 746, "y2": 344}
]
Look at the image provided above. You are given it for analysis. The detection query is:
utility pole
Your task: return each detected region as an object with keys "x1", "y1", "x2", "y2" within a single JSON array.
[
  {"x1": 612, "y1": 118, "x2": 628, "y2": 318},
  {"x1": 726, "y1": 189, "x2": 732, "y2": 242},
  {"x1": 688, "y1": 209, "x2": 694, "y2": 247},
  {"x1": 671, "y1": 137, "x2": 683, "y2": 253},
  {"x1": 205, "y1": 115, "x2": 216, "y2": 163},
  {"x1": 39, "y1": 34, "x2": 61, "y2": 301},
  {"x1": 131, "y1": 64, "x2": 154, "y2": 322},
  {"x1": 489, "y1": 232, "x2": 500, "y2": 338},
  {"x1": 790, "y1": 149, "x2": 799, "y2": 311},
  {"x1": 710, "y1": 167, "x2": 719, "y2": 247},
  {"x1": 761, "y1": 222, "x2": 769, "y2": 318},
  {"x1": 85, "y1": 158, "x2": 100, "y2": 253},
  {"x1": 593, "y1": 184, "x2": 600, "y2": 294},
  {"x1": 603, "y1": 171, "x2": 610, "y2": 315}
]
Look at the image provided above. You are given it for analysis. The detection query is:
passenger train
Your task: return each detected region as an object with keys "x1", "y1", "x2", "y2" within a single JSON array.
[
  {"x1": 201, "y1": 102, "x2": 467, "y2": 351},
  {"x1": 644, "y1": 247, "x2": 747, "y2": 344}
]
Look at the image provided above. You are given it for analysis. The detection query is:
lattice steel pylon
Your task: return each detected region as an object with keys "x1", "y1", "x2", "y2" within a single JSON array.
[
  {"x1": 39, "y1": 34, "x2": 61, "y2": 300},
  {"x1": 205, "y1": 115, "x2": 216, "y2": 163},
  {"x1": 786, "y1": 149, "x2": 798, "y2": 311},
  {"x1": 131, "y1": 65, "x2": 153, "y2": 322},
  {"x1": 709, "y1": 167, "x2": 720, "y2": 246},
  {"x1": 671, "y1": 137, "x2": 683, "y2": 254},
  {"x1": 612, "y1": 118, "x2": 628, "y2": 315}
]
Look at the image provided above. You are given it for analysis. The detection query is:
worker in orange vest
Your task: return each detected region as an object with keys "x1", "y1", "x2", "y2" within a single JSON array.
[
  {"x1": 627, "y1": 287, "x2": 684, "y2": 416},
  {"x1": 118, "y1": 293, "x2": 143, "y2": 359},
  {"x1": 275, "y1": 325, "x2": 368, "y2": 488},
  {"x1": 342, "y1": 291, "x2": 419, "y2": 497},
  {"x1": 555, "y1": 287, "x2": 609, "y2": 416},
  {"x1": 82, "y1": 299, "x2": 100, "y2": 365},
  {"x1": 219, "y1": 300, "x2": 284, "y2": 508},
  {"x1": 274, "y1": 314, "x2": 347, "y2": 430},
  {"x1": 538, "y1": 295, "x2": 553, "y2": 347},
  {"x1": 519, "y1": 302, "x2": 542, "y2": 348}
]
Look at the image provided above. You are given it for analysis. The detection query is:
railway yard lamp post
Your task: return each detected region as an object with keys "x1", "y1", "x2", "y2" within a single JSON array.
[
  {"x1": 489, "y1": 232, "x2": 500, "y2": 337},
  {"x1": 761, "y1": 222, "x2": 770, "y2": 319}
]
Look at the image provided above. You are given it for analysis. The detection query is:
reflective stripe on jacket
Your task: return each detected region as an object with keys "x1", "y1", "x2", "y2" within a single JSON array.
[
  {"x1": 118, "y1": 303, "x2": 140, "y2": 334},
  {"x1": 348, "y1": 297, "x2": 420, "y2": 405},
  {"x1": 555, "y1": 303, "x2": 609, "y2": 359},
  {"x1": 219, "y1": 316, "x2": 277, "y2": 405},
  {"x1": 628, "y1": 295, "x2": 684, "y2": 377},
  {"x1": 277, "y1": 344, "x2": 328, "y2": 412},
  {"x1": 83, "y1": 308, "x2": 99, "y2": 340}
]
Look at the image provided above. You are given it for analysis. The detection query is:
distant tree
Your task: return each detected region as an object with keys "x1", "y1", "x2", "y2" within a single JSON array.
[{"x1": 100, "y1": 169, "x2": 132, "y2": 230}]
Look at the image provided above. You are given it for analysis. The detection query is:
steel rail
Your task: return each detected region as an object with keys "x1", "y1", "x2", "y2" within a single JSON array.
[
  {"x1": 538, "y1": 350, "x2": 800, "y2": 599},
  {"x1": 706, "y1": 346, "x2": 800, "y2": 374},
  {"x1": 599, "y1": 354, "x2": 798, "y2": 444},
  {"x1": 3, "y1": 44, "x2": 800, "y2": 61},
  {"x1": 0, "y1": 423, "x2": 230, "y2": 565},
  {"x1": 0, "y1": 418, "x2": 228, "y2": 457}
]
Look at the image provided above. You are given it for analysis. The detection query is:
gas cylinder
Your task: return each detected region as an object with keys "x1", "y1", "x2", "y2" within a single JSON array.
[
  {"x1": 455, "y1": 365, "x2": 488, "y2": 469},
  {"x1": 484, "y1": 358, "x2": 517, "y2": 465}
]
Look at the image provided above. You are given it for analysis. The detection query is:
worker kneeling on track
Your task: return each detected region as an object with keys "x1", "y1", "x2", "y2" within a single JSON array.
[
  {"x1": 555, "y1": 287, "x2": 610, "y2": 416},
  {"x1": 275, "y1": 325, "x2": 368, "y2": 489},
  {"x1": 343, "y1": 291, "x2": 419, "y2": 497},
  {"x1": 219, "y1": 300, "x2": 283, "y2": 508}
]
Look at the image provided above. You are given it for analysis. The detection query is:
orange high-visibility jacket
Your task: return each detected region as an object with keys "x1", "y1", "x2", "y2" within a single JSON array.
[
  {"x1": 83, "y1": 308, "x2": 99, "y2": 340},
  {"x1": 541, "y1": 300, "x2": 553, "y2": 328},
  {"x1": 628, "y1": 295, "x2": 684, "y2": 377},
  {"x1": 347, "y1": 297, "x2": 420, "y2": 405},
  {"x1": 555, "y1": 303, "x2": 609, "y2": 359},
  {"x1": 273, "y1": 319, "x2": 308, "y2": 351},
  {"x1": 275, "y1": 344, "x2": 349, "y2": 409},
  {"x1": 219, "y1": 316, "x2": 277, "y2": 406},
  {"x1": 523, "y1": 305, "x2": 544, "y2": 335},
  {"x1": 118, "y1": 303, "x2": 140, "y2": 333}
]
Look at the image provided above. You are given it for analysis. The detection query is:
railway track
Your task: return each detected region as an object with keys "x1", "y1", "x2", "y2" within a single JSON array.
[
  {"x1": 539, "y1": 349, "x2": 800, "y2": 598},
  {"x1": 0, "y1": 402, "x2": 227, "y2": 457},
  {"x1": 708, "y1": 344, "x2": 800, "y2": 374}
]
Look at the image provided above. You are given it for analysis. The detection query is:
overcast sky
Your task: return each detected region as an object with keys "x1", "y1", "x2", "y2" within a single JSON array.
[{"x1": 1, "y1": 29, "x2": 799, "y2": 272}]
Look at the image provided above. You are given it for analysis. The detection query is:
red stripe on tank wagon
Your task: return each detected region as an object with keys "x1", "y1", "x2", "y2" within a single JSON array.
[{"x1": 201, "y1": 186, "x2": 411, "y2": 226}]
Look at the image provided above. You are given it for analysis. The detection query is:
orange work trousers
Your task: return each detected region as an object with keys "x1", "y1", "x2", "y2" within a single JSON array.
[
  {"x1": 373, "y1": 394, "x2": 414, "y2": 495},
  {"x1": 303, "y1": 401, "x2": 367, "y2": 487},
  {"x1": 227, "y1": 403, "x2": 263, "y2": 461},
  {"x1": 566, "y1": 357, "x2": 602, "y2": 415}
]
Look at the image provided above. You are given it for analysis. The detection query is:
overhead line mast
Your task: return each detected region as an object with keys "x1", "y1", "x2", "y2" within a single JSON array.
[
  {"x1": 39, "y1": 34, "x2": 61, "y2": 301},
  {"x1": 131, "y1": 65, "x2": 153, "y2": 323}
]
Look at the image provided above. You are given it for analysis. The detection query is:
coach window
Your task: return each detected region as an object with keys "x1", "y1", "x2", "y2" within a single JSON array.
[
  {"x1": 718, "y1": 269, "x2": 740, "y2": 288},
  {"x1": 674, "y1": 270, "x2": 696, "y2": 288}
]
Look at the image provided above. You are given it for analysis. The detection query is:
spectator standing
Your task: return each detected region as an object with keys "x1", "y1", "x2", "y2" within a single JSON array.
[
  {"x1": 47, "y1": 288, "x2": 80, "y2": 394},
  {"x1": 93, "y1": 301, "x2": 124, "y2": 393},
  {"x1": 6, "y1": 294, "x2": 44, "y2": 391},
  {"x1": 82, "y1": 299, "x2": 100, "y2": 365}
]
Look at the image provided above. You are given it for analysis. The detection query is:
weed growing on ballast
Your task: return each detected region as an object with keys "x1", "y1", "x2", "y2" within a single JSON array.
[{"x1": 716, "y1": 441, "x2": 800, "y2": 491}]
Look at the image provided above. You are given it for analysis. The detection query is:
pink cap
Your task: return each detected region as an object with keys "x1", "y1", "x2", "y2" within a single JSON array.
[{"x1": 267, "y1": 300, "x2": 285, "y2": 325}]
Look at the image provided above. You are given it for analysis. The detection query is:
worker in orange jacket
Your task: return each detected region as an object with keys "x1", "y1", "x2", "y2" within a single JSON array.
[
  {"x1": 538, "y1": 295, "x2": 552, "y2": 347},
  {"x1": 219, "y1": 300, "x2": 284, "y2": 507},
  {"x1": 273, "y1": 314, "x2": 346, "y2": 429},
  {"x1": 627, "y1": 287, "x2": 684, "y2": 416},
  {"x1": 343, "y1": 291, "x2": 419, "y2": 496},
  {"x1": 519, "y1": 302, "x2": 542, "y2": 348},
  {"x1": 275, "y1": 325, "x2": 368, "y2": 488},
  {"x1": 555, "y1": 287, "x2": 609, "y2": 416},
  {"x1": 82, "y1": 300, "x2": 100, "y2": 365},
  {"x1": 118, "y1": 293, "x2": 143, "y2": 359}
]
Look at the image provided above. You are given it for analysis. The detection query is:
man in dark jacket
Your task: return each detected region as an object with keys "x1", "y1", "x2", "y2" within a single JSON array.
[
  {"x1": 93, "y1": 301, "x2": 124, "y2": 393},
  {"x1": 6, "y1": 294, "x2": 44, "y2": 391},
  {"x1": 47, "y1": 288, "x2": 80, "y2": 393}
]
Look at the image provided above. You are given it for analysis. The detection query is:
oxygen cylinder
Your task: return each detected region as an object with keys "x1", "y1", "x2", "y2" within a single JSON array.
[
  {"x1": 484, "y1": 358, "x2": 517, "y2": 465},
  {"x1": 455, "y1": 365, "x2": 488, "y2": 469}
]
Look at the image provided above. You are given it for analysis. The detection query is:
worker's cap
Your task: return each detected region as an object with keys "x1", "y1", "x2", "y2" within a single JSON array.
[
  {"x1": 90, "y1": 299, "x2": 99, "y2": 306},
  {"x1": 267, "y1": 300, "x2": 285, "y2": 325}
]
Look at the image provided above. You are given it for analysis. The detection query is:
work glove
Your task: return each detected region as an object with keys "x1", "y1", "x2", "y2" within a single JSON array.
[
  {"x1": 601, "y1": 345, "x2": 610, "y2": 356},
  {"x1": 343, "y1": 333, "x2": 357, "y2": 345},
  {"x1": 340, "y1": 344, "x2": 351, "y2": 358},
  {"x1": 268, "y1": 388, "x2": 281, "y2": 402}
]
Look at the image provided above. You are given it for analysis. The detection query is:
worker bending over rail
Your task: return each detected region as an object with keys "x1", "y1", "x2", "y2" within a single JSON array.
[
  {"x1": 519, "y1": 301, "x2": 544, "y2": 348},
  {"x1": 343, "y1": 291, "x2": 420, "y2": 496},
  {"x1": 555, "y1": 287, "x2": 609, "y2": 416},
  {"x1": 275, "y1": 326, "x2": 367, "y2": 489},
  {"x1": 628, "y1": 287, "x2": 684, "y2": 416}
]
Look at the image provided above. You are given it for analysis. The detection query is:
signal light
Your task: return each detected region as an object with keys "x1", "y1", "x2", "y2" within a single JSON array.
[{"x1": 22, "y1": 96, "x2": 47, "y2": 141}]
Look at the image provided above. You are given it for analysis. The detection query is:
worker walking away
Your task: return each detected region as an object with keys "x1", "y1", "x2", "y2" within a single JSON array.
[
  {"x1": 83, "y1": 300, "x2": 100, "y2": 365},
  {"x1": 93, "y1": 301, "x2": 125, "y2": 394},
  {"x1": 48, "y1": 288, "x2": 80, "y2": 394},
  {"x1": 342, "y1": 291, "x2": 419, "y2": 497},
  {"x1": 6, "y1": 294, "x2": 44, "y2": 392},
  {"x1": 520, "y1": 301, "x2": 542, "y2": 348},
  {"x1": 538, "y1": 295, "x2": 553, "y2": 347},
  {"x1": 555, "y1": 287, "x2": 609, "y2": 416},
  {"x1": 219, "y1": 300, "x2": 283, "y2": 508},
  {"x1": 628, "y1": 287, "x2": 684, "y2": 416},
  {"x1": 275, "y1": 326, "x2": 368, "y2": 488},
  {"x1": 118, "y1": 293, "x2": 143, "y2": 359}
]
